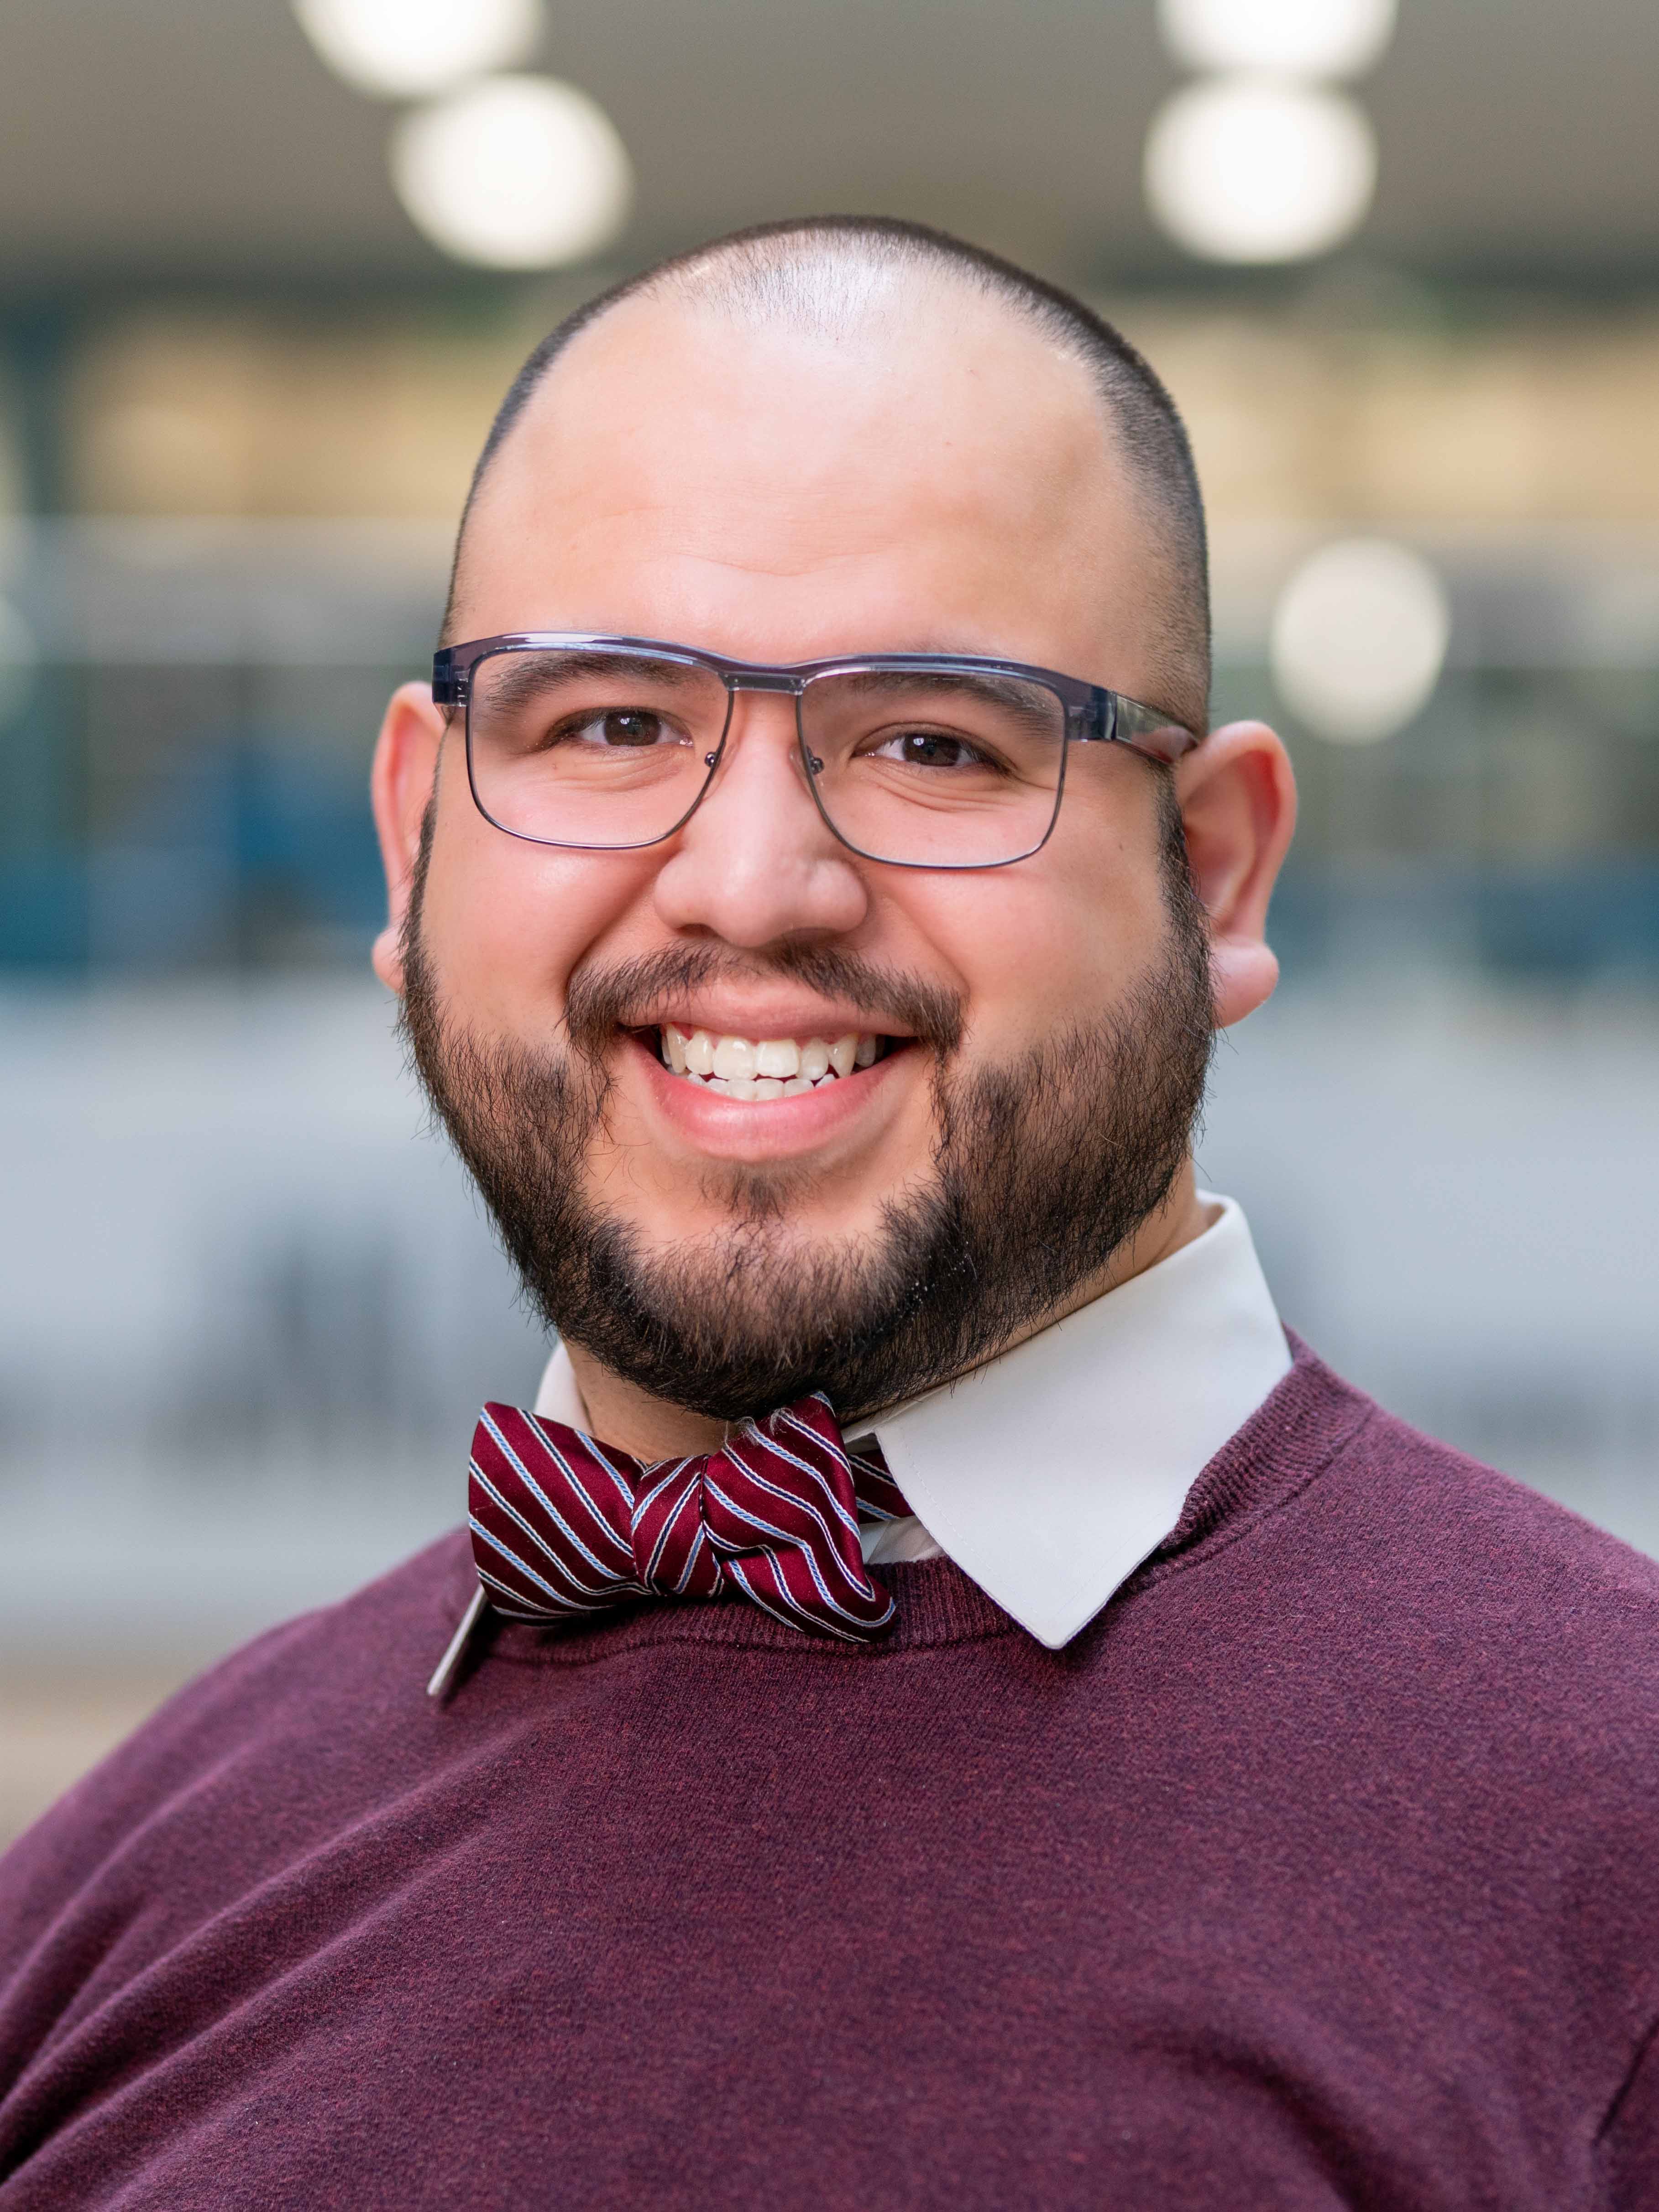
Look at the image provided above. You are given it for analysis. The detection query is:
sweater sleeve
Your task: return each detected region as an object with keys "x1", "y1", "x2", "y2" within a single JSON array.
[{"x1": 1601, "y1": 2018, "x2": 1659, "y2": 2209}]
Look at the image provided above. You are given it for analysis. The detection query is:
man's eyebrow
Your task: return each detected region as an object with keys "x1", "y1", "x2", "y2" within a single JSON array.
[
  {"x1": 824, "y1": 667, "x2": 1063, "y2": 727},
  {"x1": 477, "y1": 650, "x2": 714, "y2": 710}
]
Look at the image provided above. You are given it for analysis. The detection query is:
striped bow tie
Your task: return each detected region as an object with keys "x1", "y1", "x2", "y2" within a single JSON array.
[{"x1": 465, "y1": 1392, "x2": 910, "y2": 1646}]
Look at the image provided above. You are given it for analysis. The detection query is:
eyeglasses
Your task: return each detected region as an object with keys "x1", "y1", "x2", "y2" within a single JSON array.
[{"x1": 431, "y1": 633, "x2": 1201, "y2": 871}]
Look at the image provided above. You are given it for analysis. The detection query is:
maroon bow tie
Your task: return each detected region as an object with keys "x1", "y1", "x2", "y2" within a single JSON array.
[{"x1": 466, "y1": 1392, "x2": 910, "y2": 1644}]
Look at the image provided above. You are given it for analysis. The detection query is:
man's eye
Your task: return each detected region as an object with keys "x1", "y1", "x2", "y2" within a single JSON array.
[
  {"x1": 868, "y1": 728, "x2": 990, "y2": 770},
  {"x1": 562, "y1": 709, "x2": 680, "y2": 748}
]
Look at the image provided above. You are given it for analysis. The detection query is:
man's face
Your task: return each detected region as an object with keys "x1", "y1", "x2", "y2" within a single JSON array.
[{"x1": 391, "y1": 282, "x2": 1214, "y2": 1419}]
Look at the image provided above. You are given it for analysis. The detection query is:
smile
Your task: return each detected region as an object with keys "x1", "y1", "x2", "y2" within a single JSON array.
[{"x1": 658, "y1": 1025, "x2": 890, "y2": 1101}]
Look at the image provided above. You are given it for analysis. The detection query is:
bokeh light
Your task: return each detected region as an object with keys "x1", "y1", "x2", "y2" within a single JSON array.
[
  {"x1": 389, "y1": 76, "x2": 633, "y2": 270},
  {"x1": 1144, "y1": 76, "x2": 1376, "y2": 262},
  {"x1": 1270, "y1": 538, "x2": 1451, "y2": 744},
  {"x1": 1156, "y1": 0, "x2": 1397, "y2": 83},
  {"x1": 292, "y1": 0, "x2": 542, "y2": 100}
]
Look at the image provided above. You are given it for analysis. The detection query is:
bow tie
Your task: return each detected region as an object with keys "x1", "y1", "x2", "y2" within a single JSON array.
[{"x1": 464, "y1": 1392, "x2": 910, "y2": 1651}]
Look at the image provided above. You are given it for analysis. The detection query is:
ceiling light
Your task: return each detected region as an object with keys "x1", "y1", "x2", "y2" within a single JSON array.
[
  {"x1": 293, "y1": 0, "x2": 541, "y2": 100},
  {"x1": 1157, "y1": 0, "x2": 1397, "y2": 82},
  {"x1": 1270, "y1": 539, "x2": 1450, "y2": 744},
  {"x1": 1144, "y1": 77, "x2": 1376, "y2": 263},
  {"x1": 390, "y1": 76, "x2": 633, "y2": 270}
]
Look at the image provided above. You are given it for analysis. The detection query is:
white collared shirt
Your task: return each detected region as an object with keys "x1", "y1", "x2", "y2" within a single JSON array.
[{"x1": 534, "y1": 1193, "x2": 1289, "y2": 1651}]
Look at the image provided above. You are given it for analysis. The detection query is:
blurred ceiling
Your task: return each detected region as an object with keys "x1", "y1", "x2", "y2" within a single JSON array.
[{"x1": 4, "y1": 0, "x2": 1659, "y2": 295}]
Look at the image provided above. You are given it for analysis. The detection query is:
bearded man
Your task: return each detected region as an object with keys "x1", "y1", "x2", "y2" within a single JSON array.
[{"x1": 3, "y1": 218, "x2": 1658, "y2": 2212}]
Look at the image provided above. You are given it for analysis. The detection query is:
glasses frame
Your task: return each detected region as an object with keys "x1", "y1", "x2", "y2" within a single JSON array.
[{"x1": 432, "y1": 631, "x2": 1202, "y2": 872}]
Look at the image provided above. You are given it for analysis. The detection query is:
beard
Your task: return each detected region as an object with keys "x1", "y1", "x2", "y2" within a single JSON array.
[{"x1": 401, "y1": 805, "x2": 1214, "y2": 1425}]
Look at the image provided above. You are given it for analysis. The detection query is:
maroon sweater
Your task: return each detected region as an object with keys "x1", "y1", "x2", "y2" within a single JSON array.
[{"x1": 4, "y1": 1344, "x2": 1659, "y2": 2210}]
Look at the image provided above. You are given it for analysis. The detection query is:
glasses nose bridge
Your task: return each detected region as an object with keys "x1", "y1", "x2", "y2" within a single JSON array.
[
  {"x1": 710, "y1": 667, "x2": 811, "y2": 759},
  {"x1": 693, "y1": 670, "x2": 822, "y2": 830},
  {"x1": 723, "y1": 668, "x2": 805, "y2": 700}
]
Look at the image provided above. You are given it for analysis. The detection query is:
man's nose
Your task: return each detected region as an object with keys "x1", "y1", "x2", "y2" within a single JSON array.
[{"x1": 650, "y1": 692, "x2": 870, "y2": 946}]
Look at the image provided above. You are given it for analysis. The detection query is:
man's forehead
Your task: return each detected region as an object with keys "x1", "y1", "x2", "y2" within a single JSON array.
[{"x1": 470, "y1": 281, "x2": 1125, "y2": 537}]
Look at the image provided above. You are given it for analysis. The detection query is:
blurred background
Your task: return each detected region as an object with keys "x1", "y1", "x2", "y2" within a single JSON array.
[{"x1": 3, "y1": 0, "x2": 1657, "y2": 1841}]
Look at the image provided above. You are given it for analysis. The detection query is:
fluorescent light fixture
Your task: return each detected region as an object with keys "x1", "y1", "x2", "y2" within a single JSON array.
[
  {"x1": 1157, "y1": 0, "x2": 1397, "y2": 82},
  {"x1": 293, "y1": 0, "x2": 541, "y2": 100},
  {"x1": 1271, "y1": 539, "x2": 1450, "y2": 744},
  {"x1": 1144, "y1": 77, "x2": 1376, "y2": 262},
  {"x1": 390, "y1": 76, "x2": 633, "y2": 269}
]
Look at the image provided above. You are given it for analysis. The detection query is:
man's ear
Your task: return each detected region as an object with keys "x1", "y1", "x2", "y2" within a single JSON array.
[
  {"x1": 370, "y1": 680, "x2": 446, "y2": 996},
  {"x1": 1174, "y1": 719, "x2": 1298, "y2": 1030}
]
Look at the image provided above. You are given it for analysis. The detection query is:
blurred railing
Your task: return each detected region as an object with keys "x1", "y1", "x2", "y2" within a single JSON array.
[{"x1": 0, "y1": 520, "x2": 445, "y2": 970}]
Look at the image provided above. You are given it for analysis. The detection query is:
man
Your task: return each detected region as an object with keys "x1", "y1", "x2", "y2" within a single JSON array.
[{"x1": 2, "y1": 217, "x2": 1657, "y2": 2209}]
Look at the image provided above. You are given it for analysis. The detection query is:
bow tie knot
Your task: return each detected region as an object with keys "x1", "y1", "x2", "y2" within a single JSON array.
[{"x1": 468, "y1": 1391, "x2": 906, "y2": 1642}]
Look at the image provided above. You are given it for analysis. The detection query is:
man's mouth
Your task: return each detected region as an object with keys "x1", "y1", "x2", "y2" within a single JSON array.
[{"x1": 654, "y1": 1025, "x2": 894, "y2": 1102}]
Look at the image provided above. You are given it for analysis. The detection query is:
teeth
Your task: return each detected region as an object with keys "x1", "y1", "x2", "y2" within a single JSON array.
[
  {"x1": 712, "y1": 1035, "x2": 757, "y2": 1080},
  {"x1": 659, "y1": 1027, "x2": 887, "y2": 1102}
]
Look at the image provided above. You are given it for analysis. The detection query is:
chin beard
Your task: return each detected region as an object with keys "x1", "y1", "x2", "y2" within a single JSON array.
[{"x1": 400, "y1": 824, "x2": 1214, "y2": 1426}]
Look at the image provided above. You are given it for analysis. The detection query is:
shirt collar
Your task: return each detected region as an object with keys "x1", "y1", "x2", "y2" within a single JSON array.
[{"x1": 532, "y1": 1193, "x2": 1288, "y2": 1652}]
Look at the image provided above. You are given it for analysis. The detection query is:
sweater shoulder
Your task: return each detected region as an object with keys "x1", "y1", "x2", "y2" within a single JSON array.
[
  {"x1": 1174, "y1": 1342, "x2": 1659, "y2": 1702},
  {"x1": 0, "y1": 1529, "x2": 473, "y2": 1966},
  {"x1": 1261, "y1": 1348, "x2": 1659, "y2": 1707},
  {"x1": 1340, "y1": 1389, "x2": 1659, "y2": 1612}
]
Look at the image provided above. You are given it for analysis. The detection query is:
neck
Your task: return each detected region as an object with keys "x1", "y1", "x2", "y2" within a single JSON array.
[{"x1": 564, "y1": 1157, "x2": 1211, "y2": 1461}]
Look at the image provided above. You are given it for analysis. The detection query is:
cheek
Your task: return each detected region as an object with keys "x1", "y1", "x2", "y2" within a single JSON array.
[
  {"x1": 910, "y1": 812, "x2": 1168, "y2": 1055},
  {"x1": 417, "y1": 785, "x2": 653, "y2": 1033}
]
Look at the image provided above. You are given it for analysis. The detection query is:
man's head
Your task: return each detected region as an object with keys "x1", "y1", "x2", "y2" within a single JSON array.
[
  {"x1": 372, "y1": 217, "x2": 1295, "y2": 1439},
  {"x1": 446, "y1": 218, "x2": 1214, "y2": 737}
]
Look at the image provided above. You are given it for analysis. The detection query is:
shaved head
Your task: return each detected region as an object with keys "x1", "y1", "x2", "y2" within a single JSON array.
[{"x1": 444, "y1": 215, "x2": 1211, "y2": 734}]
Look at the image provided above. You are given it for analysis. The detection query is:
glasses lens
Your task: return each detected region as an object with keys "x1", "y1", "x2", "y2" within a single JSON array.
[
  {"x1": 467, "y1": 647, "x2": 729, "y2": 848},
  {"x1": 801, "y1": 667, "x2": 1066, "y2": 866}
]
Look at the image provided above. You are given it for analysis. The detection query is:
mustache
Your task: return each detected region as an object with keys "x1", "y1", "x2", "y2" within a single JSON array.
[{"x1": 562, "y1": 942, "x2": 965, "y2": 1061}]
